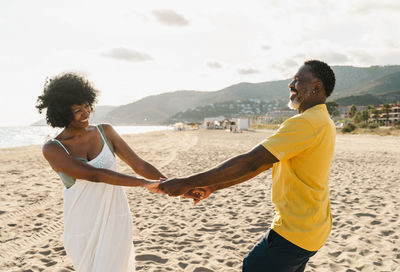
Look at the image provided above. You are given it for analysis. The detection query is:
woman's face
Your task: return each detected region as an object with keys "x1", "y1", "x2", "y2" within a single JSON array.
[{"x1": 69, "y1": 102, "x2": 91, "y2": 128}]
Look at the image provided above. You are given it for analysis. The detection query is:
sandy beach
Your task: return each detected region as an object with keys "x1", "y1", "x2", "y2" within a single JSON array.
[{"x1": 0, "y1": 129, "x2": 399, "y2": 272}]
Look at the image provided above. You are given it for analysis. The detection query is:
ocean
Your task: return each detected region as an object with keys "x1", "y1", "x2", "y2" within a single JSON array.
[{"x1": 0, "y1": 125, "x2": 170, "y2": 149}]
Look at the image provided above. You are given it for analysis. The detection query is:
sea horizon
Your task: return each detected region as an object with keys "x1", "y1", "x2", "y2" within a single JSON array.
[{"x1": 0, "y1": 125, "x2": 171, "y2": 149}]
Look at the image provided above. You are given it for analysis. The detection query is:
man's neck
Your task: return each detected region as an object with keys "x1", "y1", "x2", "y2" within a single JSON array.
[{"x1": 298, "y1": 100, "x2": 325, "y2": 113}]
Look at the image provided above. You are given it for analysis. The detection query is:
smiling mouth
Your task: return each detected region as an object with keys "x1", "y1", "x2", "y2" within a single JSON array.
[
  {"x1": 80, "y1": 118, "x2": 89, "y2": 123},
  {"x1": 289, "y1": 88, "x2": 298, "y2": 101},
  {"x1": 290, "y1": 88, "x2": 298, "y2": 95}
]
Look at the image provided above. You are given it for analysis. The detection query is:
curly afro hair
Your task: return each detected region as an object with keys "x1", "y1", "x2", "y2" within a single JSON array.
[
  {"x1": 36, "y1": 72, "x2": 99, "y2": 128},
  {"x1": 304, "y1": 60, "x2": 336, "y2": 97}
]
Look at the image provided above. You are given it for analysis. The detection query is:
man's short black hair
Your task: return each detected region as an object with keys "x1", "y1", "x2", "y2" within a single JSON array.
[
  {"x1": 36, "y1": 72, "x2": 98, "y2": 128},
  {"x1": 304, "y1": 60, "x2": 335, "y2": 97}
]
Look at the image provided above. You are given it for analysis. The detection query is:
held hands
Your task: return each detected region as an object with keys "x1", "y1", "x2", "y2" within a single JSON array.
[
  {"x1": 183, "y1": 187, "x2": 213, "y2": 205},
  {"x1": 145, "y1": 177, "x2": 214, "y2": 204},
  {"x1": 158, "y1": 178, "x2": 214, "y2": 204},
  {"x1": 158, "y1": 178, "x2": 191, "y2": 197},
  {"x1": 143, "y1": 179, "x2": 165, "y2": 194}
]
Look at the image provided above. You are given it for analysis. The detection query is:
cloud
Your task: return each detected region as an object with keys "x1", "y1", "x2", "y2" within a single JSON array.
[
  {"x1": 283, "y1": 59, "x2": 298, "y2": 68},
  {"x1": 206, "y1": 61, "x2": 222, "y2": 69},
  {"x1": 384, "y1": 39, "x2": 400, "y2": 49},
  {"x1": 269, "y1": 59, "x2": 299, "y2": 77},
  {"x1": 237, "y1": 68, "x2": 260, "y2": 75},
  {"x1": 152, "y1": 9, "x2": 189, "y2": 26},
  {"x1": 350, "y1": 50, "x2": 376, "y2": 64},
  {"x1": 317, "y1": 52, "x2": 350, "y2": 63},
  {"x1": 379, "y1": 50, "x2": 400, "y2": 65},
  {"x1": 102, "y1": 48, "x2": 153, "y2": 62},
  {"x1": 291, "y1": 41, "x2": 352, "y2": 65},
  {"x1": 350, "y1": 0, "x2": 400, "y2": 13},
  {"x1": 261, "y1": 44, "x2": 272, "y2": 50},
  {"x1": 293, "y1": 53, "x2": 307, "y2": 60}
]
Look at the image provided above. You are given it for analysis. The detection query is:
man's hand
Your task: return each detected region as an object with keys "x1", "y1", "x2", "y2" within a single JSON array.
[
  {"x1": 158, "y1": 178, "x2": 192, "y2": 196},
  {"x1": 143, "y1": 180, "x2": 164, "y2": 194},
  {"x1": 183, "y1": 186, "x2": 213, "y2": 205}
]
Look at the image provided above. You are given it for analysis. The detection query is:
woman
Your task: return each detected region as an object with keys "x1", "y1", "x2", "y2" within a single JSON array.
[{"x1": 36, "y1": 72, "x2": 165, "y2": 271}]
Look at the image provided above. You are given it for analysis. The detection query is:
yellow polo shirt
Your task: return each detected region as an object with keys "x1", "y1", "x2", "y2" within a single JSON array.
[{"x1": 261, "y1": 104, "x2": 336, "y2": 251}]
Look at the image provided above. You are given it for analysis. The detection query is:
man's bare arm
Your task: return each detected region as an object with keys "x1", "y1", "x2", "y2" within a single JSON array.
[
  {"x1": 183, "y1": 163, "x2": 272, "y2": 204},
  {"x1": 210, "y1": 162, "x2": 273, "y2": 192},
  {"x1": 159, "y1": 145, "x2": 278, "y2": 196}
]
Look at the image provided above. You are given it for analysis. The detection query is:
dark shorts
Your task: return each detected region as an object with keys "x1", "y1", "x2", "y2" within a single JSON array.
[{"x1": 242, "y1": 229, "x2": 317, "y2": 272}]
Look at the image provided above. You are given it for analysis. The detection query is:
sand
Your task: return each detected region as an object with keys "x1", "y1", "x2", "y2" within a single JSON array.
[{"x1": 0, "y1": 129, "x2": 399, "y2": 272}]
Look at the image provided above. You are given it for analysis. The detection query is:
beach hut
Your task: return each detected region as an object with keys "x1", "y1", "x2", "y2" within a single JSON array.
[
  {"x1": 173, "y1": 122, "x2": 185, "y2": 131},
  {"x1": 233, "y1": 118, "x2": 249, "y2": 131},
  {"x1": 203, "y1": 116, "x2": 225, "y2": 129}
]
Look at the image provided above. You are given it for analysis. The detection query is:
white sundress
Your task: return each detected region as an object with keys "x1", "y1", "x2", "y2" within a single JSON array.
[{"x1": 53, "y1": 127, "x2": 135, "y2": 271}]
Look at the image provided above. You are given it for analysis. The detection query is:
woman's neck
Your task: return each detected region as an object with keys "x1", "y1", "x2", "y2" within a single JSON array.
[{"x1": 61, "y1": 125, "x2": 90, "y2": 139}]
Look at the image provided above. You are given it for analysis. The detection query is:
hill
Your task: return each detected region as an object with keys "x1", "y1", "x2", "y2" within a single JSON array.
[
  {"x1": 32, "y1": 105, "x2": 117, "y2": 126},
  {"x1": 33, "y1": 65, "x2": 400, "y2": 125},
  {"x1": 331, "y1": 66, "x2": 400, "y2": 98},
  {"x1": 348, "y1": 71, "x2": 400, "y2": 96},
  {"x1": 168, "y1": 99, "x2": 283, "y2": 123},
  {"x1": 334, "y1": 94, "x2": 382, "y2": 106},
  {"x1": 104, "y1": 80, "x2": 291, "y2": 124},
  {"x1": 165, "y1": 66, "x2": 400, "y2": 123}
]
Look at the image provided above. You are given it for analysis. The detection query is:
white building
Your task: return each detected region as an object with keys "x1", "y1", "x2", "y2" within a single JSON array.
[
  {"x1": 203, "y1": 116, "x2": 225, "y2": 129},
  {"x1": 202, "y1": 116, "x2": 248, "y2": 131},
  {"x1": 232, "y1": 118, "x2": 249, "y2": 130}
]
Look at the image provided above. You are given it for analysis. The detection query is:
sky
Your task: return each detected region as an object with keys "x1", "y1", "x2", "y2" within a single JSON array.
[{"x1": 1, "y1": 0, "x2": 399, "y2": 126}]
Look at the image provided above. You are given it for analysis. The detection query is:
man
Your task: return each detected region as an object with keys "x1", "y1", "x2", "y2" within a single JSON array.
[{"x1": 159, "y1": 60, "x2": 336, "y2": 272}]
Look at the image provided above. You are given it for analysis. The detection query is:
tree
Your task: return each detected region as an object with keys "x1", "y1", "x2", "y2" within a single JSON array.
[
  {"x1": 348, "y1": 105, "x2": 357, "y2": 119},
  {"x1": 326, "y1": 101, "x2": 339, "y2": 117},
  {"x1": 368, "y1": 105, "x2": 379, "y2": 124},
  {"x1": 361, "y1": 110, "x2": 370, "y2": 125},
  {"x1": 353, "y1": 110, "x2": 369, "y2": 127},
  {"x1": 382, "y1": 104, "x2": 392, "y2": 126}
]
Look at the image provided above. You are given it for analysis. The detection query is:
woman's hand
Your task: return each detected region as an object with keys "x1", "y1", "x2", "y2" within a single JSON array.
[
  {"x1": 183, "y1": 186, "x2": 214, "y2": 205},
  {"x1": 143, "y1": 180, "x2": 164, "y2": 194}
]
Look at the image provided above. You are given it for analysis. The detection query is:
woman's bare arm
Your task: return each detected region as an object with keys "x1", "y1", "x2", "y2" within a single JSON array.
[{"x1": 101, "y1": 124, "x2": 166, "y2": 180}]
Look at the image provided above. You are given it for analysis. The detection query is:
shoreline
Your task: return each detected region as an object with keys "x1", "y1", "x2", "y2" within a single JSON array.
[
  {"x1": 1, "y1": 129, "x2": 399, "y2": 271},
  {"x1": 0, "y1": 125, "x2": 171, "y2": 150},
  {"x1": 3, "y1": 124, "x2": 398, "y2": 150}
]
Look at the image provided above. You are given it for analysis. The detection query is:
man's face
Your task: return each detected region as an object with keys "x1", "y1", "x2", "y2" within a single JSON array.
[{"x1": 287, "y1": 65, "x2": 319, "y2": 110}]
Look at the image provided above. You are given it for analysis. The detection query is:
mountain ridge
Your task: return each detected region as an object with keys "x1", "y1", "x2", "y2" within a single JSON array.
[{"x1": 32, "y1": 65, "x2": 400, "y2": 125}]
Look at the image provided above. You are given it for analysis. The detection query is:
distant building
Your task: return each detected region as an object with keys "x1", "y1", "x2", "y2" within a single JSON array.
[
  {"x1": 173, "y1": 122, "x2": 185, "y2": 131},
  {"x1": 202, "y1": 116, "x2": 248, "y2": 131},
  {"x1": 249, "y1": 110, "x2": 296, "y2": 125},
  {"x1": 338, "y1": 105, "x2": 367, "y2": 118},
  {"x1": 265, "y1": 110, "x2": 296, "y2": 122},
  {"x1": 374, "y1": 103, "x2": 400, "y2": 125},
  {"x1": 203, "y1": 116, "x2": 226, "y2": 129},
  {"x1": 232, "y1": 118, "x2": 249, "y2": 131}
]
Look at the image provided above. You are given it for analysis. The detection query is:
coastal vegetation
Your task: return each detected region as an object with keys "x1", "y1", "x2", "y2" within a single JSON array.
[{"x1": 339, "y1": 103, "x2": 400, "y2": 135}]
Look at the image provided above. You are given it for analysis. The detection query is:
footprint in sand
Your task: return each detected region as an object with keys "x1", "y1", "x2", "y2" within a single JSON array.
[
  {"x1": 39, "y1": 250, "x2": 51, "y2": 256},
  {"x1": 381, "y1": 230, "x2": 394, "y2": 236},
  {"x1": 45, "y1": 261, "x2": 58, "y2": 267},
  {"x1": 355, "y1": 213, "x2": 376, "y2": 218},
  {"x1": 193, "y1": 267, "x2": 214, "y2": 272},
  {"x1": 178, "y1": 262, "x2": 189, "y2": 269},
  {"x1": 328, "y1": 251, "x2": 342, "y2": 257},
  {"x1": 135, "y1": 254, "x2": 168, "y2": 264}
]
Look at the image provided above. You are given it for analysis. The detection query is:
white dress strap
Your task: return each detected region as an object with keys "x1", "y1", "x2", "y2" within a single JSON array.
[
  {"x1": 96, "y1": 125, "x2": 106, "y2": 143},
  {"x1": 52, "y1": 139, "x2": 70, "y2": 155}
]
